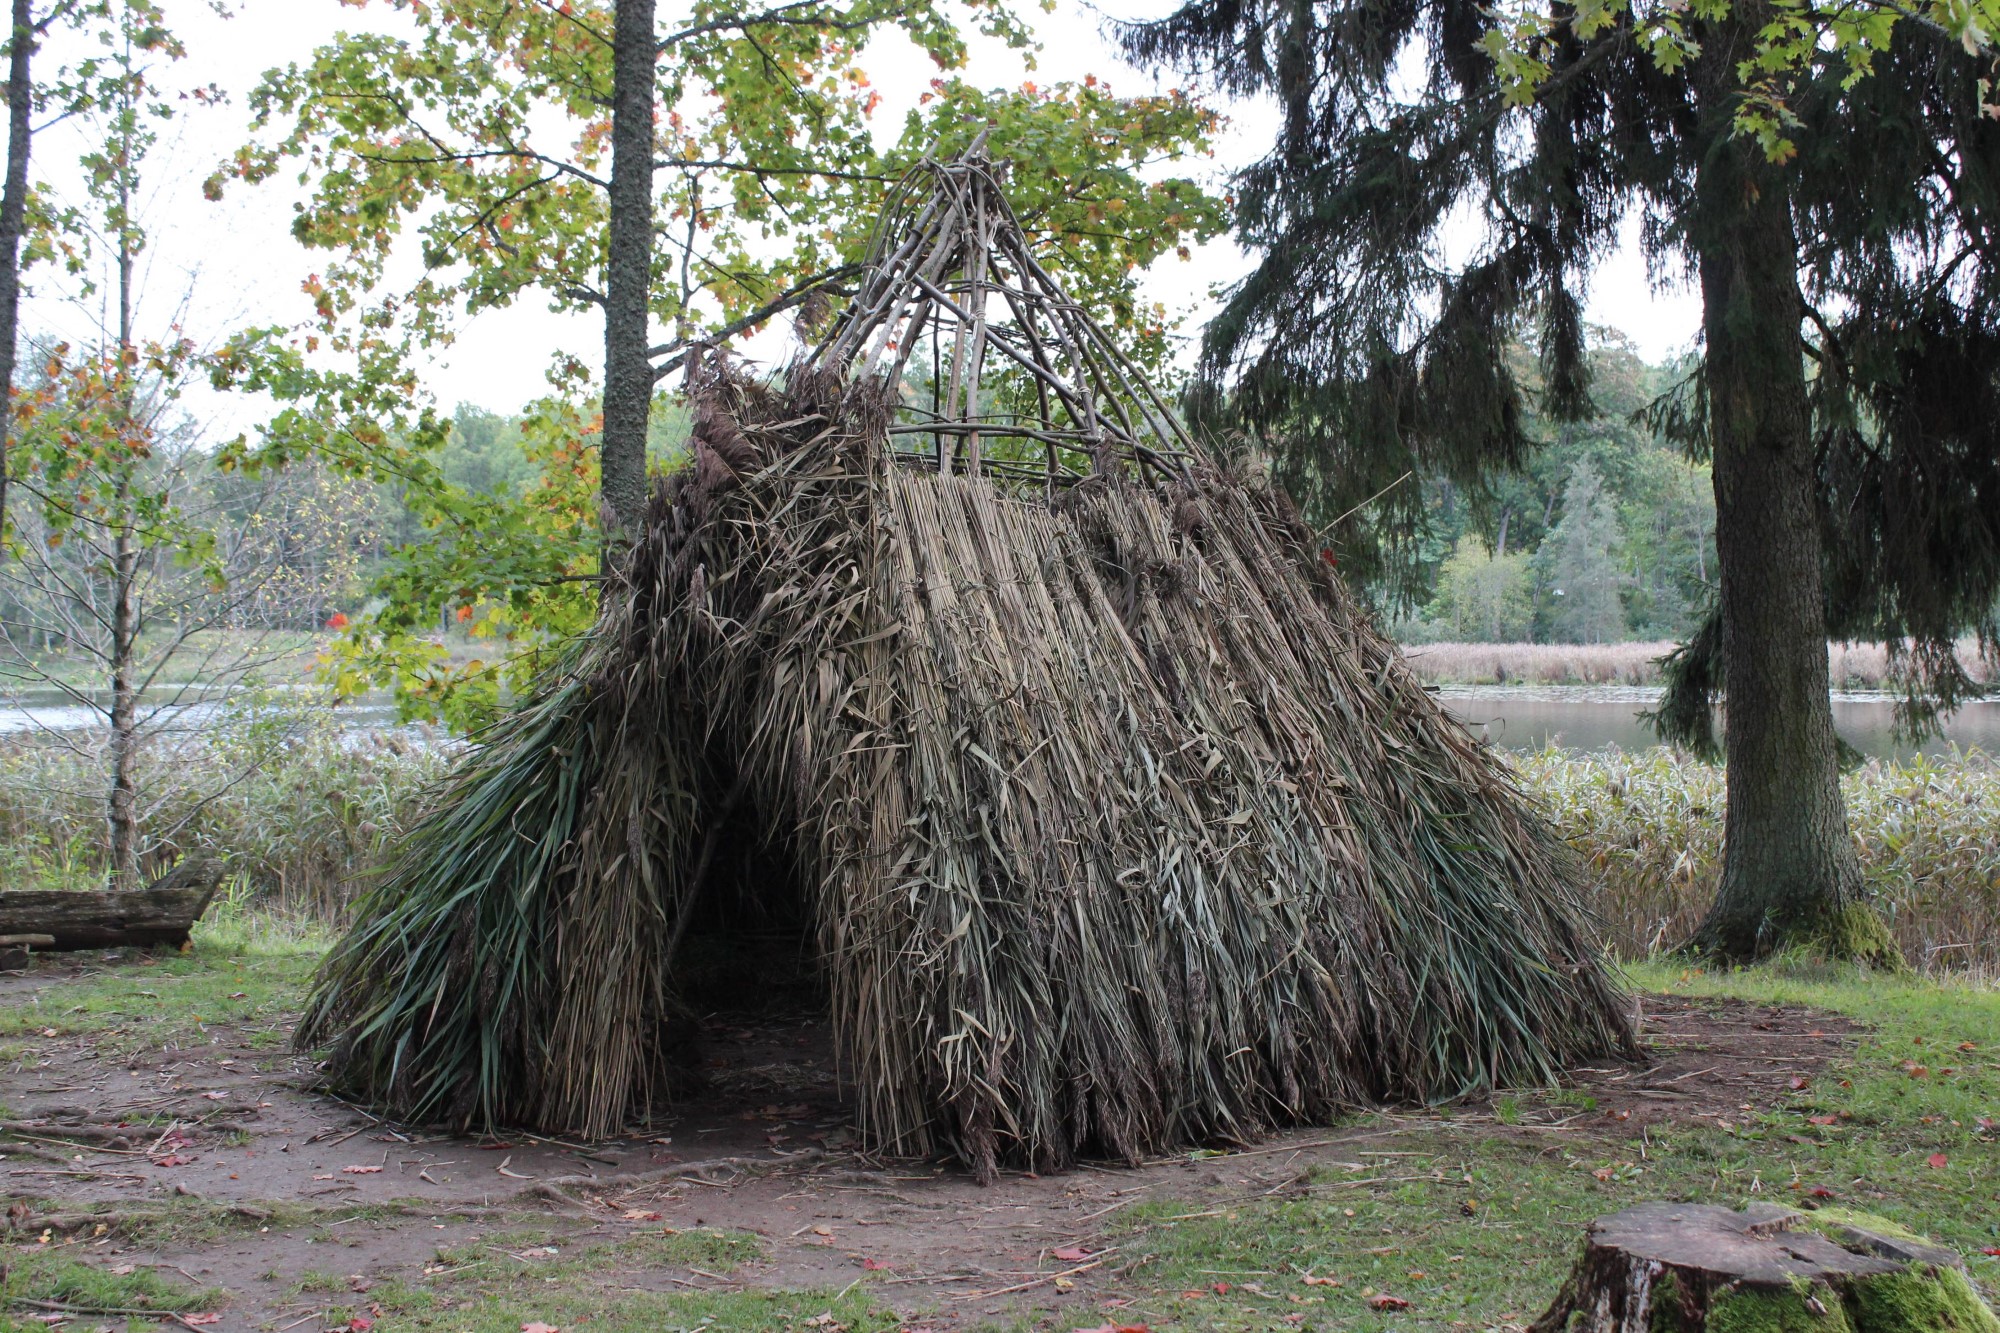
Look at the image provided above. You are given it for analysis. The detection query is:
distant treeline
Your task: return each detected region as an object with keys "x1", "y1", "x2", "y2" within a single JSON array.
[{"x1": 1385, "y1": 337, "x2": 1717, "y2": 646}]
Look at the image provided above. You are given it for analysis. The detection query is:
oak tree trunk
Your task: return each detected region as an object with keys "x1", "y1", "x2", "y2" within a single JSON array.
[
  {"x1": 0, "y1": 0, "x2": 36, "y2": 537},
  {"x1": 1685, "y1": 18, "x2": 1891, "y2": 965},
  {"x1": 601, "y1": 0, "x2": 656, "y2": 544}
]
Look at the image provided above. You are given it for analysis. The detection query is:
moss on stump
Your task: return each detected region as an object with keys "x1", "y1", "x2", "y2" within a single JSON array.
[{"x1": 1533, "y1": 1203, "x2": 1998, "y2": 1333}]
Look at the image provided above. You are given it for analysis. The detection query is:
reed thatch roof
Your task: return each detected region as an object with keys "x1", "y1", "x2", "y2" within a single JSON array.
[{"x1": 300, "y1": 149, "x2": 1637, "y2": 1178}]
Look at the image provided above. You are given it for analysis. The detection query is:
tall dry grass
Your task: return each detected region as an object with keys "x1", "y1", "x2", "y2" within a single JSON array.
[
  {"x1": 0, "y1": 715, "x2": 449, "y2": 915},
  {"x1": 1517, "y1": 747, "x2": 2000, "y2": 970},
  {"x1": 1402, "y1": 638, "x2": 1994, "y2": 689}
]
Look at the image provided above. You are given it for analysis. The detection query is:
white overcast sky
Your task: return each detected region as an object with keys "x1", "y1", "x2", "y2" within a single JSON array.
[{"x1": 23, "y1": 0, "x2": 1704, "y2": 427}]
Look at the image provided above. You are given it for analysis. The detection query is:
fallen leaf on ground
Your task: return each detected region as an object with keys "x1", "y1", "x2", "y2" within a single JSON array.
[
  {"x1": 1788, "y1": 1077, "x2": 1810, "y2": 1091},
  {"x1": 152, "y1": 1154, "x2": 195, "y2": 1167},
  {"x1": 520, "y1": 1324, "x2": 559, "y2": 1333},
  {"x1": 180, "y1": 1315, "x2": 222, "y2": 1327},
  {"x1": 1807, "y1": 1115, "x2": 1839, "y2": 1126},
  {"x1": 621, "y1": 1209, "x2": 662, "y2": 1222},
  {"x1": 1927, "y1": 1153, "x2": 1950, "y2": 1169},
  {"x1": 1369, "y1": 1294, "x2": 1411, "y2": 1311},
  {"x1": 1072, "y1": 1324, "x2": 1148, "y2": 1333},
  {"x1": 1051, "y1": 1245, "x2": 1092, "y2": 1261},
  {"x1": 1302, "y1": 1273, "x2": 1342, "y2": 1287},
  {"x1": 342, "y1": 1165, "x2": 383, "y2": 1174},
  {"x1": 861, "y1": 1258, "x2": 891, "y2": 1271}
]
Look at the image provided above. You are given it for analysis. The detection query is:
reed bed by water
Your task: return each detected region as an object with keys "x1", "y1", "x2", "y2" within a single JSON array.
[
  {"x1": 1403, "y1": 639, "x2": 1994, "y2": 689},
  {"x1": 0, "y1": 718, "x2": 449, "y2": 914},
  {"x1": 3, "y1": 721, "x2": 1994, "y2": 977},
  {"x1": 1518, "y1": 747, "x2": 2000, "y2": 971}
]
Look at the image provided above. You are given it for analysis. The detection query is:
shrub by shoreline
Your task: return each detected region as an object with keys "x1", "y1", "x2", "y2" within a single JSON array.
[{"x1": 1517, "y1": 747, "x2": 2000, "y2": 972}]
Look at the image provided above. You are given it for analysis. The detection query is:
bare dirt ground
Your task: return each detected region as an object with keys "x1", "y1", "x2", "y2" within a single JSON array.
[{"x1": 0, "y1": 952, "x2": 1866, "y2": 1332}]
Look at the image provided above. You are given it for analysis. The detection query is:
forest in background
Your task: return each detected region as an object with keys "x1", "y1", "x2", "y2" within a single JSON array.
[
  {"x1": 378, "y1": 336, "x2": 1717, "y2": 653},
  {"x1": 1388, "y1": 336, "x2": 1718, "y2": 647}
]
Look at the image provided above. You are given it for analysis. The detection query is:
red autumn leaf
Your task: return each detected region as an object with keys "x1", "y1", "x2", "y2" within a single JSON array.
[
  {"x1": 1982, "y1": 1248, "x2": 2000, "y2": 1257},
  {"x1": 1303, "y1": 1273, "x2": 1343, "y2": 1286},
  {"x1": 1320, "y1": 548, "x2": 1339, "y2": 568},
  {"x1": 152, "y1": 1154, "x2": 195, "y2": 1167},
  {"x1": 1178, "y1": 1290, "x2": 1207, "y2": 1299},
  {"x1": 1369, "y1": 1294, "x2": 1412, "y2": 1311},
  {"x1": 1212, "y1": 1282, "x2": 1230, "y2": 1295},
  {"x1": 1960, "y1": 1042, "x2": 1979, "y2": 1052},
  {"x1": 861, "y1": 1257, "x2": 891, "y2": 1271},
  {"x1": 1928, "y1": 1153, "x2": 1950, "y2": 1169},
  {"x1": 1808, "y1": 1114, "x2": 1840, "y2": 1126},
  {"x1": 521, "y1": 1324, "x2": 560, "y2": 1333},
  {"x1": 1809, "y1": 1186, "x2": 1836, "y2": 1199},
  {"x1": 347, "y1": 1320, "x2": 373, "y2": 1333},
  {"x1": 1051, "y1": 1245, "x2": 1092, "y2": 1261},
  {"x1": 342, "y1": 1165, "x2": 383, "y2": 1174},
  {"x1": 1788, "y1": 1077, "x2": 1810, "y2": 1091}
]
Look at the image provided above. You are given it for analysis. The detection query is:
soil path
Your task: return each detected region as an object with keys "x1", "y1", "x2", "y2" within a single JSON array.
[{"x1": 1, "y1": 956, "x2": 1864, "y2": 1331}]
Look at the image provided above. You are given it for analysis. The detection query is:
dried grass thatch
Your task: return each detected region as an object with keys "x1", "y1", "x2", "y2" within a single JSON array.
[{"x1": 300, "y1": 150, "x2": 1637, "y2": 1177}]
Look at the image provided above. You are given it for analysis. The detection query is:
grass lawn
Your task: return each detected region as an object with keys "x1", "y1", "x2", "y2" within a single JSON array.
[
  {"x1": 1091, "y1": 961, "x2": 1999, "y2": 1332},
  {"x1": 3, "y1": 927, "x2": 1995, "y2": 1333}
]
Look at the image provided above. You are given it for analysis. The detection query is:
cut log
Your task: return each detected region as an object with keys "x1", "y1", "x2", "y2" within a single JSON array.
[
  {"x1": 0, "y1": 857, "x2": 223, "y2": 951},
  {"x1": 1533, "y1": 1202, "x2": 2000, "y2": 1333}
]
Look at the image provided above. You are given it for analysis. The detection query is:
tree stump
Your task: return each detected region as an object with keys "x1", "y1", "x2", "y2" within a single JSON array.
[
  {"x1": 0, "y1": 857, "x2": 223, "y2": 952},
  {"x1": 1533, "y1": 1202, "x2": 2000, "y2": 1333}
]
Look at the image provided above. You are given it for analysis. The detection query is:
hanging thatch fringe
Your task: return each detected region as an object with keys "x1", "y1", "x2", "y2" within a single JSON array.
[{"x1": 299, "y1": 153, "x2": 1636, "y2": 1178}]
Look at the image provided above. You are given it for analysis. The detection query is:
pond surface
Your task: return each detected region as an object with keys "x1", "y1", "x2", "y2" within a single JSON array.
[
  {"x1": 0, "y1": 687, "x2": 404, "y2": 738},
  {"x1": 1437, "y1": 685, "x2": 2000, "y2": 759},
  {"x1": 4, "y1": 682, "x2": 1994, "y2": 761}
]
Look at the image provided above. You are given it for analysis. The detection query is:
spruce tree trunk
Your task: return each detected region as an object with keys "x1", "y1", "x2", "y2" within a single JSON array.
[
  {"x1": 600, "y1": 0, "x2": 656, "y2": 543},
  {"x1": 0, "y1": 0, "x2": 36, "y2": 539},
  {"x1": 1685, "y1": 23, "x2": 1892, "y2": 965}
]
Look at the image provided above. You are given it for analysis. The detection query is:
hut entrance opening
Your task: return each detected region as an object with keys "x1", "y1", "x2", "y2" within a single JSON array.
[{"x1": 655, "y1": 761, "x2": 841, "y2": 1114}]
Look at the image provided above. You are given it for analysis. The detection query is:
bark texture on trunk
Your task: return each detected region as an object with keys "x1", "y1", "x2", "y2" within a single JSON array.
[
  {"x1": 0, "y1": 0, "x2": 36, "y2": 535},
  {"x1": 1684, "y1": 22, "x2": 1894, "y2": 965},
  {"x1": 106, "y1": 135, "x2": 141, "y2": 893},
  {"x1": 600, "y1": 0, "x2": 657, "y2": 543}
]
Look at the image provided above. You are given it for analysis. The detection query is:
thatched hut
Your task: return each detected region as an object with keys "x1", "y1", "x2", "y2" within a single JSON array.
[{"x1": 301, "y1": 151, "x2": 1636, "y2": 1179}]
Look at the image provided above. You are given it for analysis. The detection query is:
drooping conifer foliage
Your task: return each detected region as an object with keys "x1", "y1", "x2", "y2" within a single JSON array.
[{"x1": 1122, "y1": 0, "x2": 2000, "y2": 961}]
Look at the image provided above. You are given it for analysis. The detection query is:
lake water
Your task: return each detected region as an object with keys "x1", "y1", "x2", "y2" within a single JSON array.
[
  {"x1": 0, "y1": 689, "x2": 404, "y2": 739},
  {"x1": 1437, "y1": 685, "x2": 2000, "y2": 759},
  {"x1": 4, "y1": 683, "x2": 1994, "y2": 761}
]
